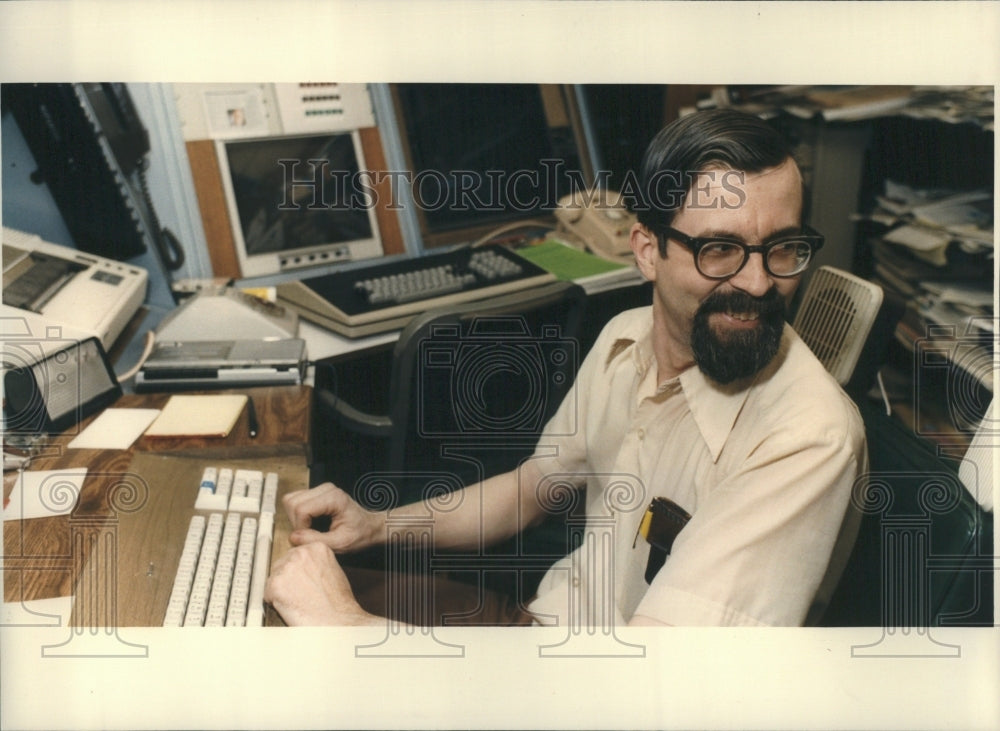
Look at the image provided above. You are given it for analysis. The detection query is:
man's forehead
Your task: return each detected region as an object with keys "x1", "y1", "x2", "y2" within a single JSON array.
[
  {"x1": 689, "y1": 159, "x2": 800, "y2": 189},
  {"x1": 671, "y1": 158, "x2": 804, "y2": 230},
  {"x1": 677, "y1": 159, "x2": 803, "y2": 216}
]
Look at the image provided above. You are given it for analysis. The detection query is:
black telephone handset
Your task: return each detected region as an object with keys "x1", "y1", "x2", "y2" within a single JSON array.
[
  {"x1": 84, "y1": 83, "x2": 185, "y2": 271},
  {"x1": 82, "y1": 83, "x2": 150, "y2": 176},
  {"x1": 2, "y1": 82, "x2": 184, "y2": 271}
]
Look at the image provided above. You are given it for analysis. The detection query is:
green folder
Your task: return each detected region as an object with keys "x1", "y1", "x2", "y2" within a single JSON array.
[{"x1": 514, "y1": 240, "x2": 629, "y2": 281}]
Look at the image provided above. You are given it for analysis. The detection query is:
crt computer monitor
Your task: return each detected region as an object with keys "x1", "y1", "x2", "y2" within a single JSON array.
[
  {"x1": 216, "y1": 131, "x2": 383, "y2": 278},
  {"x1": 393, "y1": 83, "x2": 591, "y2": 248}
]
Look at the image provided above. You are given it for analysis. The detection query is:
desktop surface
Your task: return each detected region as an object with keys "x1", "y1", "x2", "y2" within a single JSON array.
[{"x1": 2, "y1": 385, "x2": 311, "y2": 627}]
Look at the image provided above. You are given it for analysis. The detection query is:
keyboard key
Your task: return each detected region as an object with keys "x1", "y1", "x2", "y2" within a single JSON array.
[
  {"x1": 276, "y1": 243, "x2": 555, "y2": 338},
  {"x1": 164, "y1": 467, "x2": 278, "y2": 627},
  {"x1": 262, "y1": 472, "x2": 278, "y2": 514}
]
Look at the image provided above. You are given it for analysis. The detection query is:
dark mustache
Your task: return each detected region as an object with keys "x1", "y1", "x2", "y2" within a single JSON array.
[{"x1": 697, "y1": 288, "x2": 785, "y2": 318}]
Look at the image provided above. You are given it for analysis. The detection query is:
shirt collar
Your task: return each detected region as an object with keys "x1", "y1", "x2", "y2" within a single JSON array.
[
  {"x1": 677, "y1": 361, "x2": 755, "y2": 461},
  {"x1": 605, "y1": 307, "x2": 788, "y2": 462}
]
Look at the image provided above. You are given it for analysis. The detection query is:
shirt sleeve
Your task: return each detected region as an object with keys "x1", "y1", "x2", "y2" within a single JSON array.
[{"x1": 634, "y1": 390, "x2": 866, "y2": 626}]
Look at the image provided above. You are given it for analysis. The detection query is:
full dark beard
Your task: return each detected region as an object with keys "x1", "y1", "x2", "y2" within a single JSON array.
[{"x1": 690, "y1": 288, "x2": 786, "y2": 385}]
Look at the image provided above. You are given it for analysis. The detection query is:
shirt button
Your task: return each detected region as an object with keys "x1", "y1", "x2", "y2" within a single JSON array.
[{"x1": 637, "y1": 428, "x2": 645, "y2": 440}]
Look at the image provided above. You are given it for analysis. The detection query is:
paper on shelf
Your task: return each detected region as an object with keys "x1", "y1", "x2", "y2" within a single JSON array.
[
  {"x1": 883, "y1": 225, "x2": 951, "y2": 267},
  {"x1": 884, "y1": 224, "x2": 951, "y2": 252},
  {"x1": 920, "y1": 281, "x2": 994, "y2": 308},
  {"x1": 805, "y1": 85, "x2": 915, "y2": 121}
]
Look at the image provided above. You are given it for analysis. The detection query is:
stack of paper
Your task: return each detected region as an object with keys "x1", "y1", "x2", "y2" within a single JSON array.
[{"x1": 144, "y1": 394, "x2": 248, "y2": 438}]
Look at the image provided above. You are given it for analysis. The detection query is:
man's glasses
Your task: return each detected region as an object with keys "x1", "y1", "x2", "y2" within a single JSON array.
[{"x1": 658, "y1": 225, "x2": 825, "y2": 280}]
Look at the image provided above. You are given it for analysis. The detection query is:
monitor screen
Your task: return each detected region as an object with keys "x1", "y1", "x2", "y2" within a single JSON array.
[
  {"x1": 393, "y1": 84, "x2": 589, "y2": 247},
  {"x1": 217, "y1": 131, "x2": 383, "y2": 278}
]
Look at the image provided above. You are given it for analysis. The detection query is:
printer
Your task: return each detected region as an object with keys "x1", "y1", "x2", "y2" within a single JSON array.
[{"x1": 2, "y1": 227, "x2": 148, "y2": 350}]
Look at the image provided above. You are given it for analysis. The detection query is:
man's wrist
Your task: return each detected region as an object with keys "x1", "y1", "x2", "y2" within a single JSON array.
[{"x1": 364, "y1": 509, "x2": 389, "y2": 549}]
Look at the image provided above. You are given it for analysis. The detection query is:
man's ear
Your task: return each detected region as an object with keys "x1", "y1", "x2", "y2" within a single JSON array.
[{"x1": 631, "y1": 223, "x2": 659, "y2": 281}]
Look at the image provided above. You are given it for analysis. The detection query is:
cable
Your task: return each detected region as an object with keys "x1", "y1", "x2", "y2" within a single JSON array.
[
  {"x1": 136, "y1": 158, "x2": 185, "y2": 271},
  {"x1": 470, "y1": 218, "x2": 557, "y2": 248},
  {"x1": 875, "y1": 369, "x2": 892, "y2": 417},
  {"x1": 117, "y1": 330, "x2": 157, "y2": 382}
]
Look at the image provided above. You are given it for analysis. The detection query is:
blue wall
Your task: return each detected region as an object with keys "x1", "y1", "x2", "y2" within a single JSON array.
[{"x1": 1, "y1": 84, "x2": 210, "y2": 313}]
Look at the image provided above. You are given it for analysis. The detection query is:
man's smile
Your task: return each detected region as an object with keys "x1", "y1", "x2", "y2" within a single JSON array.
[
  {"x1": 702, "y1": 293, "x2": 781, "y2": 335},
  {"x1": 718, "y1": 309, "x2": 762, "y2": 326}
]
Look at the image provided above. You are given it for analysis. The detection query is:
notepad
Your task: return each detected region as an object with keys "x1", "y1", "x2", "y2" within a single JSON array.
[
  {"x1": 144, "y1": 394, "x2": 248, "y2": 438},
  {"x1": 3, "y1": 468, "x2": 87, "y2": 521},
  {"x1": 516, "y1": 240, "x2": 628, "y2": 281},
  {"x1": 68, "y1": 408, "x2": 161, "y2": 450}
]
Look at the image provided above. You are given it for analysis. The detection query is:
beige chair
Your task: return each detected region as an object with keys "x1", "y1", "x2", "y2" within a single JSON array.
[{"x1": 792, "y1": 265, "x2": 885, "y2": 388}]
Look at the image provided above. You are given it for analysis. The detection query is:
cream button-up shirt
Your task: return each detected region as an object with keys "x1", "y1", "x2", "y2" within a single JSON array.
[{"x1": 526, "y1": 306, "x2": 867, "y2": 626}]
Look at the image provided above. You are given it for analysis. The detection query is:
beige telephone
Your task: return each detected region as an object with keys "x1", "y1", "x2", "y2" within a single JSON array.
[{"x1": 554, "y1": 189, "x2": 636, "y2": 263}]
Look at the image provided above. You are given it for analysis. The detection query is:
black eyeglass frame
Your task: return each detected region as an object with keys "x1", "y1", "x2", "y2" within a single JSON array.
[{"x1": 657, "y1": 224, "x2": 825, "y2": 280}]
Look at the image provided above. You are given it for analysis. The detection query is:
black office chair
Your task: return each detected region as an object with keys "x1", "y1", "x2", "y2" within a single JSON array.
[
  {"x1": 314, "y1": 279, "x2": 587, "y2": 597},
  {"x1": 316, "y1": 279, "x2": 585, "y2": 491},
  {"x1": 818, "y1": 398, "x2": 994, "y2": 628},
  {"x1": 792, "y1": 269, "x2": 992, "y2": 627}
]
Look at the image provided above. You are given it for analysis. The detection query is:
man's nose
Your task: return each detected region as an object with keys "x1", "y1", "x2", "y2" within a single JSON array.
[{"x1": 728, "y1": 252, "x2": 772, "y2": 297}]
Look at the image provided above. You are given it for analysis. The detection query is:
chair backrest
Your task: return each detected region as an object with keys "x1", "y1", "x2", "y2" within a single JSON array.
[
  {"x1": 383, "y1": 279, "x2": 587, "y2": 501},
  {"x1": 793, "y1": 266, "x2": 885, "y2": 388},
  {"x1": 818, "y1": 399, "x2": 994, "y2": 627}
]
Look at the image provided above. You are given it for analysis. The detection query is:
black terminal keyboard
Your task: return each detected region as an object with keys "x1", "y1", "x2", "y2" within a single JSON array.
[{"x1": 276, "y1": 244, "x2": 555, "y2": 338}]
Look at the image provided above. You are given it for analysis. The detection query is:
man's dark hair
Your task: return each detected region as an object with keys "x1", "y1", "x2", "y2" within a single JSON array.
[{"x1": 633, "y1": 108, "x2": 796, "y2": 253}]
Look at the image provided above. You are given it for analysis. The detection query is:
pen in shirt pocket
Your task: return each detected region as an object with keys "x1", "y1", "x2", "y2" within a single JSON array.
[{"x1": 634, "y1": 496, "x2": 691, "y2": 584}]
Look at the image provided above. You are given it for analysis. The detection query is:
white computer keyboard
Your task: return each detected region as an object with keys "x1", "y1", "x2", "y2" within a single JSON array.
[{"x1": 163, "y1": 467, "x2": 278, "y2": 627}]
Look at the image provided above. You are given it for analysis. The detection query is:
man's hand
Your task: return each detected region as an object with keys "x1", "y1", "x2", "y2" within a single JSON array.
[
  {"x1": 264, "y1": 542, "x2": 379, "y2": 626},
  {"x1": 283, "y1": 482, "x2": 383, "y2": 552}
]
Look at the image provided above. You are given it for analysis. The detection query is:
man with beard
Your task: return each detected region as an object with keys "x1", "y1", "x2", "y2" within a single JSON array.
[{"x1": 265, "y1": 109, "x2": 866, "y2": 627}]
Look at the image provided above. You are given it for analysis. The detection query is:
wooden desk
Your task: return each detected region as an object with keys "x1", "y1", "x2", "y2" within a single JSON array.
[{"x1": 3, "y1": 385, "x2": 311, "y2": 627}]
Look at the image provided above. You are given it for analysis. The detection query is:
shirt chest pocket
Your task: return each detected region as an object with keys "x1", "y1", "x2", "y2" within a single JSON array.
[{"x1": 635, "y1": 411, "x2": 715, "y2": 511}]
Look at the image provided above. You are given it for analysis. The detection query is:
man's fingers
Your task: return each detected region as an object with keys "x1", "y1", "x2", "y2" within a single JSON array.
[
  {"x1": 283, "y1": 483, "x2": 345, "y2": 531},
  {"x1": 288, "y1": 527, "x2": 335, "y2": 547}
]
